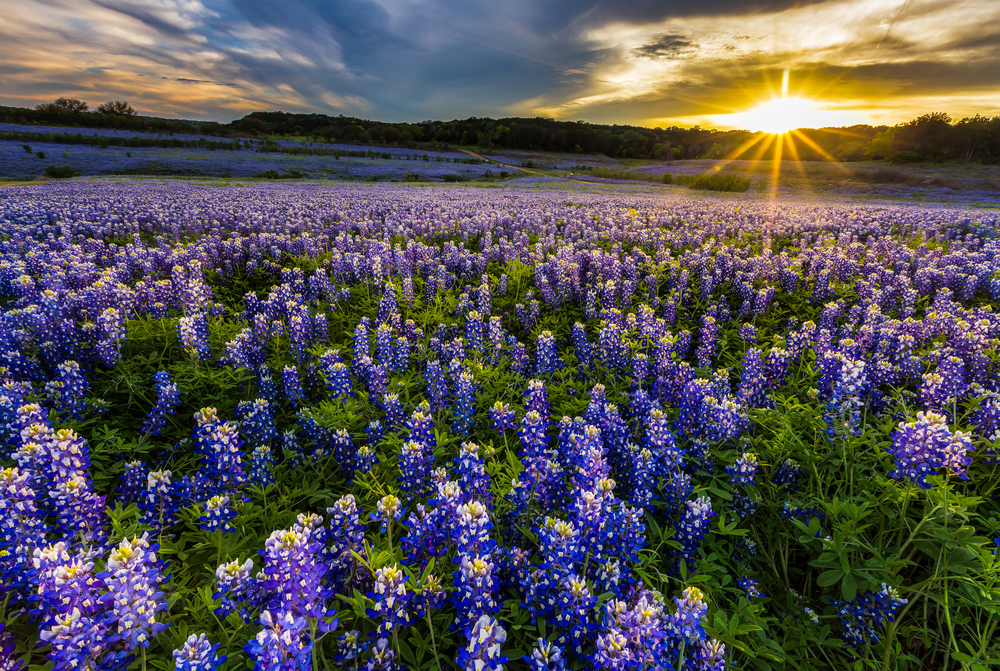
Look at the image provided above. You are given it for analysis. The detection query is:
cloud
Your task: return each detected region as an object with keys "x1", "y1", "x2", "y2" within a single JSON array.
[
  {"x1": 632, "y1": 34, "x2": 698, "y2": 60},
  {"x1": 0, "y1": 0, "x2": 996, "y2": 126}
]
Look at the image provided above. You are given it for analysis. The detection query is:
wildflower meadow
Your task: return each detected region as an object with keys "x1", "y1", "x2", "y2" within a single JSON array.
[{"x1": 1, "y1": 179, "x2": 999, "y2": 671}]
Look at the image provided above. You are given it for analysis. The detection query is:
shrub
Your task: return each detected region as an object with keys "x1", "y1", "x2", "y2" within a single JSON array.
[
  {"x1": 686, "y1": 172, "x2": 751, "y2": 192},
  {"x1": 36, "y1": 151, "x2": 45, "y2": 159},
  {"x1": 887, "y1": 150, "x2": 922, "y2": 164},
  {"x1": 44, "y1": 165, "x2": 78, "y2": 178}
]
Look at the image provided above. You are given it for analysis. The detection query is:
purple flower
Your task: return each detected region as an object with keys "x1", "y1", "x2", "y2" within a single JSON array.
[
  {"x1": 525, "y1": 638, "x2": 567, "y2": 671},
  {"x1": 100, "y1": 533, "x2": 169, "y2": 649},
  {"x1": 245, "y1": 610, "x2": 313, "y2": 671},
  {"x1": 173, "y1": 633, "x2": 225, "y2": 671},
  {"x1": 727, "y1": 453, "x2": 758, "y2": 486},
  {"x1": 831, "y1": 584, "x2": 907, "y2": 648},
  {"x1": 490, "y1": 401, "x2": 517, "y2": 432},
  {"x1": 143, "y1": 370, "x2": 179, "y2": 437},
  {"x1": 367, "y1": 564, "x2": 412, "y2": 635},
  {"x1": 201, "y1": 495, "x2": 236, "y2": 533},
  {"x1": 457, "y1": 615, "x2": 508, "y2": 671}
]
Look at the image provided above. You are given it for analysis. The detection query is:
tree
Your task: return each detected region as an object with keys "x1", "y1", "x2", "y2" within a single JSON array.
[
  {"x1": 36, "y1": 97, "x2": 89, "y2": 113},
  {"x1": 621, "y1": 130, "x2": 651, "y2": 158},
  {"x1": 236, "y1": 117, "x2": 268, "y2": 134},
  {"x1": 864, "y1": 128, "x2": 897, "y2": 160},
  {"x1": 96, "y1": 101, "x2": 137, "y2": 116}
]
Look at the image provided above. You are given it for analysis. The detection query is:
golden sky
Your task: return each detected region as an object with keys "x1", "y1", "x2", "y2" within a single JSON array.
[{"x1": 0, "y1": 0, "x2": 997, "y2": 128}]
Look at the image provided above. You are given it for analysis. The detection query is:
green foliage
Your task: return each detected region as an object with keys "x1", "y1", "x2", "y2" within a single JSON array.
[
  {"x1": 44, "y1": 164, "x2": 79, "y2": 178},
  {"x1": 685, "y1": 172, "x2": 752, "y2": 192}
]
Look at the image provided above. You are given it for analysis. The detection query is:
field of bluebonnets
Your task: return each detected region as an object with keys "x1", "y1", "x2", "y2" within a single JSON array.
[
  {"x1": 0, "y1": 124, "x2": 499, "y2": 182},
  {"x1": 2, "y1": 178, "x2": 1000, "y2": 671}
]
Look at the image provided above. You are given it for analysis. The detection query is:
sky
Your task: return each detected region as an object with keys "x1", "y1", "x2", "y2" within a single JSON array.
[{"x1": 1, "y1": 0, "x2": 998, "y2": 130}]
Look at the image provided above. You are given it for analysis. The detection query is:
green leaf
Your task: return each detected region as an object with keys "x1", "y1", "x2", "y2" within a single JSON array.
[{"x1": 817, "y1": 570, "x2": 844, "y2": 587}]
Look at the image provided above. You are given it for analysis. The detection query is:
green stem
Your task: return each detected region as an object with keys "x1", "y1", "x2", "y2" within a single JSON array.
[{"x1": 426, "y1": 610, "x2": 444, "y2": 671}]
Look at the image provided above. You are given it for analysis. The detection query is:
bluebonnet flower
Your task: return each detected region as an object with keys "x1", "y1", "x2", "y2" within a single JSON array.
[
  {"x1": 646, "y1": 408, "x2": 683, "y2": 474},
  {"x1": 631, "y1": 352, "x2": 649, "y2": 387},
  {"x1": 425, "y1": 360, "x2": 449, "y2": 412},
  {"x1": 32, "y1": 542, "x2": 115, "y2": 671},
  {"x1": 194, "y1": 411, "x2": 246, "y2": 496},
  {"x1": 736, "y1": 347, "x2": 767, "y2": 408},
  {"x1": 261, "y1": 516, "x2": 337, "y2": 628},
  {"x1": 920, "y1": 355, "x2": 967, "y2": 411},
  {"x1": 97, "y1": 307, "x2": 127, "y2": 365},
  {"x1": 737, "y1": 577, "x2": 764, "y2": 599},
  {"x1": 453, "y1": 553, "x2": 500, "y2": 624},
  {"x1": 466, "y1": 310, "x2": 484, "y2": 352},
  {"x1": 399, "y1": 440, "x2": 434, "y2": 499},
  {"x1": 0, "y1": 621, "x2": 21, "y2": 671},
  {"x1": 201, "y1": 495, "x2": 236, "y2": 533},
  {"x1": 667, "y1": 586, "x2": 709, "y2": 641},
  {"x1": 455, "y1": 500, "x2": 496, "y2": 556},
  {"x1": 331, "y1": 428, "x2": 355, "y2": 474},
  {"x1": 281, "y1": 366, "x2": 305, "y2": 407},
  {"x1": 367, "y1": 564, "x2": 413, "y2": 635},
  {"x1": 100, "y1": 533, "x2": 169, "y2": 650},
  {"x1": 571, "y1": 322, "x2": 592, "y2": 369},
  {"x1": 738, "y1": 323, "x2": 758, "y2": 344},
  {"x1": 457, "y1": 615, "x2": 508, "y2": 671},
  {"x1": 117, "y1": 460, "x2": 148, "y2": 505},
  {"x1": 213, "y1": 558, "x2": 258, "y2": 621},
  {"x1": 143, "y1": 371, "x2": 179, "y2": 437},
  {"x1": 489, "y1": 401, "x2": 517, "y2": 433},
  {"x1": 525, "y1": 638, "x2": 567, "y2": 671},
  {"x1": 887, "y1": 411, "x2": 974, "y2": 488},
  {"x1": 593, "y1": 629, "x2": 632, "y2": 669},
  {"x1": 831, "y1": 584, "x2": 907, "y2": 648},
  {"x1": 365, "y1": 637, "x2": 399, "y2": 671},
  {"x1": 552, "y1": 574, "x2": 596, "y2": 655},
  {"x1": 173, "y1": 633, "x2": 225, "y2": 671},
  {"x1": 407, "y1": 402, "x2": 436, "y2": 448},
  {"x1": 178, "y1": 313, "x2": 212, "y2": 362},
  {"x1": 772, "y1": 458, "x2": 801, "y2": 489},
  {"x1": 520, "y1": 379, "x2": 549, "y2": 422},
  {"x1": 536, "y1": 330, "x2": 560, "y2": 376},
  {"x1": 46, "y1": 360, "x2": 89, "y2": 420},
  {"x1": 382, "y1": 393, "x2": 406, "y2": 429},
  {"x1": 249, "y1": 446, "x2": 276, "y2": 488},
  {"x1": 452, "y1": 370, "x2": 477, "y2": 436},
  {"x1": 694, "y1": 639, "x2": 727, "y2": 671},
  {"x1": 456, "y1": 441, "x2": 492, "y2": 506},
  {"x1": 238, "y1": 399, "x2": 278, "y2": 448},
  {"x1": 1, "y1": 467, "x2": 46, "y2": 604},
  {"x1": 257, "y1": 366, "x2": 279, "y2": 404},
  {"x1": 245, "y1": 610, "x2": 313, "y2": 671},
  {"x1": 676, "y1": 497, "x2": 715, "y2": 568},
  {"x1": 142, "y1": 470, "x2": 182, "y2": 532},
  {"x1": 333, "y1": 629, "x2": 368, "y2": 666},
  {"x1": 597, "y1": 321, "x2": 627, "y2": 370},
  {"x1": 372, "y1": 494, "x2": 404, "y2": 535},
  {"x1": 727, "y1": 453, "x2": 758, "y2": 486},
  {"x1": 696, "y1": 316, "x2": 718, "y2": 369}
]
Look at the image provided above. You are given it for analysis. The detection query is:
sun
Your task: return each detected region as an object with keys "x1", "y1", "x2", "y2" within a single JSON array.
[{"x1": 726, "y1": 97, "x2": 835, "y2": 134}]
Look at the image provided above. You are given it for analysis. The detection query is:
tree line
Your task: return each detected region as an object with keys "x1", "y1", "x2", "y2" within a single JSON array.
[{"x1": 4, "y1": 98, "x2": 999, "y2": 163}]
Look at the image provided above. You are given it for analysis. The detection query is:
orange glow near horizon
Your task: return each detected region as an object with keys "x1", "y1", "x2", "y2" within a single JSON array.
[{"x1": 706, "y1": 70, "x2": 865, "y2": 133}]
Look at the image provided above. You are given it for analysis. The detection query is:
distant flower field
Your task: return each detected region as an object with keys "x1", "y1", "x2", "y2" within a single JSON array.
[{"x1": 1, "y1": 180, "x2": 999, "y2": 671}]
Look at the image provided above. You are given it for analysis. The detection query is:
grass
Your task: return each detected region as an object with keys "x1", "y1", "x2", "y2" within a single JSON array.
[{"x1": 0, "y1": 178, "x2": 48, "y2": 187}]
